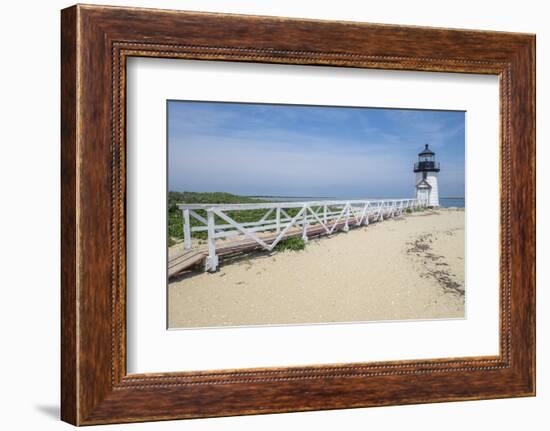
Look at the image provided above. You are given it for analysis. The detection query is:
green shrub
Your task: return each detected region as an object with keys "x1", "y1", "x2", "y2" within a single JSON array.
[
  {"x1": 273, "y1": 237, "x2": 306, "y2": 252},
  {"x1": 405, "y1": 208, "x2": 413, "y2": 214},
  {"x1": 167, "y1": 191, "x2": 280, "y2": 241}
]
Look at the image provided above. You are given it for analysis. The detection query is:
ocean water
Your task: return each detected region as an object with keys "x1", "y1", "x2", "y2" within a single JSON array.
[
  {"x1": 250, "y1": 195, "x2": 465, "y2": 208},
  {"x1": 439, "y1": 197, "x2": 465, "y2": 208}
]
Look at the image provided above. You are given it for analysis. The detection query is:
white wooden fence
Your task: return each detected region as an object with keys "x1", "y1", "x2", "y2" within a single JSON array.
[{"x1": 177, "y1": 198, "x2": 427, "y2": 272}]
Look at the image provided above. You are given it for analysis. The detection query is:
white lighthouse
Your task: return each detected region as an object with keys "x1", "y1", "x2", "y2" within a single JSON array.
[{"x1": 414, "y1": 144, "x2": 440, "y2": 207}]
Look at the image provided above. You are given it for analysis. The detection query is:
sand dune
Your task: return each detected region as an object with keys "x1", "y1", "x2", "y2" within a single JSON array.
[{"x1": 168, "y1": 208, "x2": 465, "y2": 329}]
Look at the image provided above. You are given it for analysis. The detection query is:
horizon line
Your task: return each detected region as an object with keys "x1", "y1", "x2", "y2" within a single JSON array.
[{"x1": 169, "y1": 191, "x2": 465, "y2": 199}]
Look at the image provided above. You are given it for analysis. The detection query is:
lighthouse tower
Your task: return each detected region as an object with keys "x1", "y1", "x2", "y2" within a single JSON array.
[{"x1": 414, "y1": 144, "x2": 440, "y2": 207}]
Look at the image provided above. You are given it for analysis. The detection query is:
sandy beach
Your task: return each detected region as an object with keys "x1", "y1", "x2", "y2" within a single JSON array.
[{"x1": 168, "y1": 208, "x2": 465, "y2": 328}]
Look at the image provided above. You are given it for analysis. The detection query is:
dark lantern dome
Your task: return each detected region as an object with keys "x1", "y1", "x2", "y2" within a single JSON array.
[{"x1": 418, "y1": 144, "x2": 435, "y2": 157}]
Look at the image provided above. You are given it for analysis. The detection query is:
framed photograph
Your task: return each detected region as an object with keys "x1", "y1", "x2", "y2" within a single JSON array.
[{"x1": 61, "y1": 4, "x2": 535, "y2": 425}]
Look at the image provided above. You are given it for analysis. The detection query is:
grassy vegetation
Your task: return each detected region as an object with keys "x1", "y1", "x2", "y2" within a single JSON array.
[
  {"x1": 168, "y1": 191, "x2": 305, "y2": 245},
  {"x1": 273, "y1": 237, "x2": 306, "y2": 252},
  {"x1": 169, "y1": 192, "x2": 265, "y2": 242},
  {"x1": 168, "y1": 191, "x2": 263, "y2": 208},
  {"x1": 405, "y1": 206, "x2": 428, "y2": 214}
]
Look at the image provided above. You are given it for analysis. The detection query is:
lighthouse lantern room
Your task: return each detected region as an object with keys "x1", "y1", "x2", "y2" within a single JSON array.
[{"x1": 414, "y1": 144, "x2": 440, "y2": 207}]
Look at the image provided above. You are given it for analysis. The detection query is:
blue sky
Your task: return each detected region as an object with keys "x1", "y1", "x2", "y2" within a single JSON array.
[{"x1": 168, "y1": 101, "x2": 465, "y2": 198}]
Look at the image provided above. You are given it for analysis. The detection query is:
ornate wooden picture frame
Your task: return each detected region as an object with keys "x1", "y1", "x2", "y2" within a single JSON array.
[{"x1": 61, "y1": 4, "x2": 535, "y2": 425}]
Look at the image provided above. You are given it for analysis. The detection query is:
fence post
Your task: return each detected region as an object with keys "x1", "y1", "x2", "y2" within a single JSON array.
[
  {"x1": 344, "y1": 204, "x2": 350, "y2": 232},
  {"x1": 323, "y1": 204, "x2": 327, "y2": 225},
  {"x1": 276, "y1": 207, "x2": 281, "y2": 234},
  {"x1": 302, "y1": 204, "x2": 309, "y2": 242},
  {"x1": 205, "y1": 209, "x2": 219, "y2": 272},
  {"x1": 183, "y1": 209, "x2": 191, "y2": 250}
]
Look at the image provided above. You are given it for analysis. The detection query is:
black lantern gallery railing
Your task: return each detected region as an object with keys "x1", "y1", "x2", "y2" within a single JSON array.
[{"x1": 414, "y1": 161, "x2": 440, "y2": 172}]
